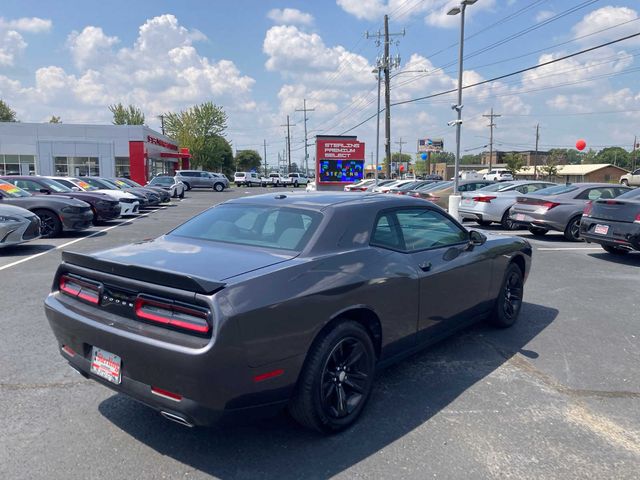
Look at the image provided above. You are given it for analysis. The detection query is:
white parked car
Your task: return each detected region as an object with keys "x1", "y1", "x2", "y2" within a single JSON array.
[
  {"x1": 459, "y1": 180, "x2": 556, "y2": 228},
  {"x1": 483, "y1": 169, "x2": 514, "y2": 182},
  {"x1": 146, "y1": 176, "x2": 186, "y2": 198},
  {"x1": 47, "y1": 176, "x2": 140, "y2": 216},
  {"x1": 344, "y1": 179, "x2": 376, "y2": 192}
]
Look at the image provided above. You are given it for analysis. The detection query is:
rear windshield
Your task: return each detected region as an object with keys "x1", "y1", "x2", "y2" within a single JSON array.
[
  {"x1": 617, "y1": 188, "x2": 640, "y2": 199},
  {"x1": 150, "y1": 177, "x2": 173, "y2": 185},
  {"x1": 478, "y1": 182, "x2": 515, "y2": 192},
  {"x1": 534, "y1": 185, "x2": 578, "y2": 196},
  {"x1": 235, "y1": 172, "x2": 245, "y2": 177},
  {"x1": 170, "y1": 204, "x2": 322, "y2": 251}
]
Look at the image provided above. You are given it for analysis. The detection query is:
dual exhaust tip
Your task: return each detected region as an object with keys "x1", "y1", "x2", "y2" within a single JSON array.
[{"x1": 160, "y1": 410, "x2": 194, "y2": 428}]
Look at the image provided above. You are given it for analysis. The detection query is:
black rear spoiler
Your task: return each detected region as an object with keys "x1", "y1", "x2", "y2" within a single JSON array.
[{"x1": 61, "y1": 251, "x2": 226, "y2": 295}]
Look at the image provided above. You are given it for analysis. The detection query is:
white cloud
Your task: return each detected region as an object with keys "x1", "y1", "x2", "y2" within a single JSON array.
[
  {"x1": 1, "y1": 14, "x2": 255, "y2": 125},
  {"x1": 267, "y1": 8, "x2": 314, "y2": 26},
  {"x1": 535, "y1": 10, "x2": 554, "y2": 23},
  {"x1": 573, "y1": 6, "x2": 639, "y2": 43},
  {"x1": 0, "y1": 16, "x2": 51, "y2": 66},
  {"x1": 425, "y1": 0, "x2": 496, "y2": 28},
  {"x1": 336, "y1": 0, "x2": 387, "y2": 21}
]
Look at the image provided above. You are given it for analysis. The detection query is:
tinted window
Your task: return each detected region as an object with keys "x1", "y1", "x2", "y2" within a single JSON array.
[
  {"x1": 396, "y1": 209, "x2": 467, "y2": 251},
  {"x1": 371, "y1": 214, "x2": 402, "y2": 250},
  {"x1": 0, "y1": 180, "x2": 31, "y2": 197},
  {"x1": 617, "y1": 188, "x2": 640, "y2": 199},
  {"x1": 576, "y1": 187, "x2": 620, "y2": 200},
  {"x1": 11, "y1": 179, "x2": 41, "y2": 192},
  {"x1": 149, "y1": 177, "x2": 173, "y2": 186},
  {"x1": 170, "y1": 204, "x2": 321, "y2": 251},
  {"x1": 478, "y1": 182, "x2": 514, "y2": 192}
]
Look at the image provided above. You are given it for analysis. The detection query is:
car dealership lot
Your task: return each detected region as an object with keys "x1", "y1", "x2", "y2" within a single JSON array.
[{"x1": 1, "y1": 189, "x2": 639, "y2": 480}]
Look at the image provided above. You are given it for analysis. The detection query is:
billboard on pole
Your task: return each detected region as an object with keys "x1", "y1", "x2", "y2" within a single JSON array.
[
  {"x1": 316, "y1": 137, "x2": 365, "y2": 185},
  {"x1": 418, "y1": 138, "x2": 444, "y2": 152}
]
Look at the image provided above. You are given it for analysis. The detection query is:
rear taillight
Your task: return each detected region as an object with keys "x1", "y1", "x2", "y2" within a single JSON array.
[
  {"x1": 426, "y1": 196, "x2": 440, "y2": 202},
  {"x1": 541, "y1": 201, "x2": 560, "y2": 210},
  {"x1": 473, "y1": 195, "x2": 496, "y2": 203},
  {"x1": 134, "y1": 296, "x2": 210, "y2": 334},
  {"x1": 583, "y1": 201, "x2": 593, "y2": 217},
  {"x1": 635, "y1": 213, "x2": 640, "y2": 224},
  {"x1": 59, "y1": 275, "x2": 100, "y2": 304}
]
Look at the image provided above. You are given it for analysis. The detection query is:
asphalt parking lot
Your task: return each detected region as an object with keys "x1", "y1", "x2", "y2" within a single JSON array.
[{"x1": 1, "y1": 188, "x2": 639, "y2": 480}]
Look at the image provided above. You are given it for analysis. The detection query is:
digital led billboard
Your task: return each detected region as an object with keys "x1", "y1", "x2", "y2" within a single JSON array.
[
  {"x1": 316, "y1": 137, "x2": 366, "y2": 185},
  {"x1": 319, "y1": 160, "x2": 364, "y2": 183}
]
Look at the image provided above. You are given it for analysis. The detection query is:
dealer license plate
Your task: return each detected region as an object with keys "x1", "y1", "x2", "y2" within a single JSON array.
[
  {"x1": 462, "y1": 198, "x2": 473, "y2": 205},
  {"x1": 90, "y1": 347, "x2": 122, "y2": 385},
  {"x1": 515, "y1": 213, "x2": 526, "y2": 221},
  {"x1": 594, "y1": 224, "x2": 609, "y2": 235}
]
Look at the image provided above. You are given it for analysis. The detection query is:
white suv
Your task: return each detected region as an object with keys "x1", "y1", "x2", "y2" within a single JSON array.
[{"x1": 483, "y1": 169, "x2": 513, "y2": 182}]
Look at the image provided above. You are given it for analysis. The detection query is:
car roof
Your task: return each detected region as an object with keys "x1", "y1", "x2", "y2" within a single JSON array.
[{"x1": 225, "y1": 191, "x2": 426, "y2": 211}]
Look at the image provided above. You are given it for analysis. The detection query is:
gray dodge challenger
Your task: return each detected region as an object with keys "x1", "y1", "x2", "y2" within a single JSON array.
[{"x1": 44, "y1": 192, "x2": 532, "y2": 432}]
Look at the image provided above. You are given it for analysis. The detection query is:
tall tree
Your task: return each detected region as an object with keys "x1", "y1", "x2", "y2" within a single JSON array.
[
  {"x1": 109, "y1": 103, "x2": 145, "y2": 125},
  {"x1": 163, "y1": 102, "x2": 229, "y2": 171},
  {"x1": 596, "y1": 146, "x2": 630, "y2": 169},
  {"x1": 235, "y1": 150, "x2": 262, "y2": 172},
  {"x1": 460, "y1": 153, "x2": 482, "y2": 165},
  {"x1": 0, "y1": 99, "x2": 17, "y2": 122},
  {"x1": 49, "y1": 115, "x2": 61, "y2": 123},
  {"x1": 504, "y1": 152, "x2": 525, "y2": 174}
]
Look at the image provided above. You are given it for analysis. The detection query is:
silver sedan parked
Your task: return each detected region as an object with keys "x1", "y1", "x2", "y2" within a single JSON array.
[
  {"x1": 0, "y1": 204, "x2": 41, "y2": 248},
  {"x1": 459, "y1": 180, "x2": 557, "y2": 229},
  {"x1": 509, "y1": 183, "x2": 632, "y2": 241}
]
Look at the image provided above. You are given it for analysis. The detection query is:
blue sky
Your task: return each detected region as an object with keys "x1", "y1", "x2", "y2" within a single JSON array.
[{"x1": 1, "y1": 0, "x2": 639, "y2": 168}]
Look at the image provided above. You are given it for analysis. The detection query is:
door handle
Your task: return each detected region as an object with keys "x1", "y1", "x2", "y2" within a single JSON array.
[{"x1": 419, "y1": 261, "x2": 432, "y2": 272}]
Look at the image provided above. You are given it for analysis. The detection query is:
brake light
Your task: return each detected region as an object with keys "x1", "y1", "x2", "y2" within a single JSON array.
[
  {"x1": 583, "y1": 201, "x2": 593, "y2": 217},
  {"x1": 473, "y1": 195, "x2": 497, "y2": 203},
  {"x1": 134, "y1": 296, "x2": 210, "y2": 334},
  {"x1": 635, "y1": 213, "x2": 640, "y2": 224},
  {"x1": 59, "y1": 275, "x2": 100, "y2": 304},
  {"x1": 541, "y1": 201, "x2": 560, "y2": 210}
]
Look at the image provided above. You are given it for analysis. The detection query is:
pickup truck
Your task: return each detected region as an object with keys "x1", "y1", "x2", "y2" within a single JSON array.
[
  {"x1": 261, "y1": 173, "x2": 288, "y2": 187},
  {"x1": 620, "y1": 168, "x2": 640, "y2": 187},
  {"x1": 287, "y1": 172, "x2": 309, "y2": 187}
]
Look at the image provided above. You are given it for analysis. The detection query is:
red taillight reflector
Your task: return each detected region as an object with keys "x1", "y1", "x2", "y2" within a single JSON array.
[
  {"x1": 134, "y1": 297, "x2": 210, "y2": 334},
  {"x1": 61, "y1": 345, "x2": 76, "y2": 357},
  {"x1": 253, "y1": 369, "x2": 284, "y2": 383},
  {"x1": 473, "y1": 195, "x2": 496, "y2": 203},
  {"x1": 542, "y1": 201, "x2": 560, "y2": 210},
  {"x1": 583, "y1": 201, "x2": 593, "y2": 216},
  {"x1": 59, "y1": 275, "x2": 100, "y2": 304},
  {"x1": 151, "y1": 386, "x2": 182, "y2": 401},
  {"x1": 635, "y1": 213, "x2": 640, "y2": 224}
]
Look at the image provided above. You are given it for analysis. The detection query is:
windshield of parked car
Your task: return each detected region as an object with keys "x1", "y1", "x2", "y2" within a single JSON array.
[
  {"x1": 477, "y1": 182, "x2": 514, "y2": 192},
  {"x1": 119, "y1": 178, "x2": 142, "y2": 187},
  {"x1": 170, "y1": 204, "x2": 322, "y2": 251},
  {"x1": 149, "y1": 177, "x2": 174, "y2": 186},
  {"x1": 80, "y1": 177, "x2": 114, "y2": 190},
  {"x1": 39, "y1": 178, "x2": 73, "y2": 193},
  {"x1": 0, "y1": 180, "x2": 32, "y2": 198},
  {"x1": 417, "y1": 181, "x2": 451, "y2": 192},
  {"x1": 617, "y1": 188, "x2": 640, "y2": 199},
  {"x1": 534, "y1": 185, "x2": 578, "y2": 196}
]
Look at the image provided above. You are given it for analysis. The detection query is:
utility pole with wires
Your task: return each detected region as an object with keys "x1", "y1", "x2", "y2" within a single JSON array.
[
  {"x1": 366, "y1": 15, "x2": 405, "y2": 178},
  {"x1": 263, "y1": 139, "x2": 267, "y2": 175},
  {"x1": 157, "y1": 114, "x2": 166, "y2": 135},
  {"x1": 632, "y1": 135, "x2": 638, "y2": 172},
  {"x1": 280, "y1": 115, "x2": 296, "y2": 174},
  {"x1": 395, "y1": 137, "x2": 407, "y2": 177},
  {"x1": 534, "y1": 123, "x2": 540, "y2": 179},
  {"x1": 482, "y1": 108, "x2": 501, "y2": 174},
  {"x1": 295, "y1": 99, "x2": 315, "y2": 176}
]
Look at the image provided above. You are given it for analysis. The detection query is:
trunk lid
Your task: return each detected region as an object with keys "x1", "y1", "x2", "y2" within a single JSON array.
[{"x1": 588, "y1": 199, "x2": 640, "y2": 223}]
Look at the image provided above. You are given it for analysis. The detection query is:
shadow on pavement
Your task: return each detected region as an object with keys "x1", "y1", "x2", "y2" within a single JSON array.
[
  {"x1": 588, "y1": 252, "x2": 640, "y2": 266},
  {"x1": 99, "y1": 302, "x2": 557, "y2": 479},
  {"x1": 0, "y1": 243, "x2": 55, "y2": 257}
]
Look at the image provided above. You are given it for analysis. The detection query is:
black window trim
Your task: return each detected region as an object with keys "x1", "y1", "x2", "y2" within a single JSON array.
[{"x1": 370, "y1": 206, "x2": 470, "y2": 254}]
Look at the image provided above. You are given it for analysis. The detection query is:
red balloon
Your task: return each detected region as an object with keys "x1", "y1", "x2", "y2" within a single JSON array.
[
  {"x1": 400, "y1": 164, "x2": 405, "y2": 171},
  {"x1": 576, "y1": 139, "x2": 586, "y2": 151}
]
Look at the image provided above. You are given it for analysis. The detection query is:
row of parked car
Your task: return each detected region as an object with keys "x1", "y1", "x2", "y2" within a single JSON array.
[
  {"x1": 234, "y1": 172, "x2": 310, "y2": 188},
  {"x1": 339, "y1": 178, "x2": 640, "y2": 254},
  {"x1": 0, "y1": 174, "x2": 186, "y2": 247}
]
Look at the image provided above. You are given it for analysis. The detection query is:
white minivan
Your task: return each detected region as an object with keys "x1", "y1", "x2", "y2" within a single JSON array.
[{"x1": 234, "y1": 172, "x2": 262, "y2": 187}]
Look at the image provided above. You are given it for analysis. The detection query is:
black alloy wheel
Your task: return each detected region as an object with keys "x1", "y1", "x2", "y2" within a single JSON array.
[
  {"x1": 489, "y1": 263, "x2": 524, "y2": 328},
  {"x1": 289, "y1": 321, "x2": 375, "y2": 433},
  {"x1": 183, "y1": 182, "x2": 191, "y2": 191},
  {"x1": 501, "y1": 210, "x2": 516, "y2": 230},
  {"x1": 528, "y1": 226, "x2": 549, "y2": 236},
  {"x1": 602, "y1": 244, "x2": 629, "y2": 255},
  {"x1": 564, "y1": 216, "x2": 583, "y2": 242},
  {"x1": 34, "y1": 209, "x2": 62, "y2": 238}
]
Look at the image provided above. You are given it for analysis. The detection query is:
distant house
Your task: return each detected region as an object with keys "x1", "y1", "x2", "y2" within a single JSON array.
[{"x1": 515, "y1": 164, "x2": 628, "y2": 183}]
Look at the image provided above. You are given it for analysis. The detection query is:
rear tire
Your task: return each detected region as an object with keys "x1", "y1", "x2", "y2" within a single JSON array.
[
  {"x1": 183, "y1": 182, "x2": 191, "y2": 191},
  {"x1": 621, "y1": 179, "x2": 629, "y2": 186},
  {"x1": 602, "y1": 244, "x2": 629, "y2": 255},
  {"x1": 178, "y1": 189, "x2": 185, "y2": 199},
  {"x1": 528, "y1": 226, "x2": 548, "y2": 236},
  {"x1": 476, "y1": 220, "x2": 492, "y2": 227},
  {"x1": 563, "y1": 216, "x2": 583, "y2": 242},
  {"x1": 500, "y1": 210, "x2": 516, "y2": 230},
  {"x1": 34, "y1": 209, "x2": 62, "y2": 238},
  {"x1": 289, "y1": 321, "x2": 375, "y2": 433},
  {"x1": 294, "y1": 181, "x2": 299, "y2": 188},
  {"x1": 213, "y1": 183, "x2": 224, "y2": 192},
  {"x1": 489, "y1": 263, "x2": 524, "y2": 328}
]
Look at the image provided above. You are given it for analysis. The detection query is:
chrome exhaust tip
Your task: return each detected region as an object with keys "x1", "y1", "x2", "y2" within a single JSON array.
[{"x1": 160, "y1": 411, "x2": 194, "y2": 428}]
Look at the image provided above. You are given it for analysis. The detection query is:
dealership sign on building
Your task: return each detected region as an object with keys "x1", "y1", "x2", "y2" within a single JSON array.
[
  {"x1": 316, "y1": 135, "x2": 365, "y2": 185},
  {"x1": 418, "y1": 138, "x2": 444, "y2": 152}
]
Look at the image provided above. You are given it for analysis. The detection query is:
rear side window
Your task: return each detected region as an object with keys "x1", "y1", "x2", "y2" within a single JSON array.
[
  {"x1": 170, "y1": 204, "x2": 322, "y2": 251},
  {"x1": 576, "y1": 187, "x2": 619, "y2": 200},
  {"x1": 617, "y1": 188, "x2": 640, "y2": 199}
]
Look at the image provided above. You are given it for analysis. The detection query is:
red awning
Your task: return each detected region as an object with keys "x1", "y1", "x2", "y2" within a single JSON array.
[{"x1": 160, "y1": 152, "x2": 191, "y2": 158}]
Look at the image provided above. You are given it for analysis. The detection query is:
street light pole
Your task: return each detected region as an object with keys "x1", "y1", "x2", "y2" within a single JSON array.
[
  {"x1": 447, "y1": 0, "x2": 476, "y2": 219},
  {"x1": 374, "y1": 67, "x2": 382, "y2": 185}
]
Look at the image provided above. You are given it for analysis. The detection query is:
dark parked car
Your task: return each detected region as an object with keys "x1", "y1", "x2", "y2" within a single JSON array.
[
  {"x1": 1, "y1": 176, "x2": 121, "y2": 224},
  {"x1": 509, "y1": 183, "x2": 632, "y2": 241},
  {"x1": 580, "y1": 187, "x2": 640, "y2": 254},
  {"x1": 110, "y1": 178, "x2": 171, "y2": 203},
  {"x1": 0, "y1": 180, "x2": 93, "y2": 237},
  {"x1": 45, "y1": 192, "x2": 531, "y2": 432},
  {"x1": 80, "y1": 177, "x2": 155, "y2": 207}
]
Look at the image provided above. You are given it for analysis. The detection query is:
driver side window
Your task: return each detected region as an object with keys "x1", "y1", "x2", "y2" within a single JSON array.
[{"x1": 396, "y1": 209, "x2": 468, "y2": 251}]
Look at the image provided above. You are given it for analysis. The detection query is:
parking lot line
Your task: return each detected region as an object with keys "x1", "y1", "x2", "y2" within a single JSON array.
[{"x1": 0, "y1": 211, "x2": 155, "y2": 272}]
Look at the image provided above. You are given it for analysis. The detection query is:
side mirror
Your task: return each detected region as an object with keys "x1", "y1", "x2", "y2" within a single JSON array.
[
  {"x1": 39, "y1": 188, "x2": 51, "y2": 194},
  {"x1": 469, "y1": 230, "x2": 487, "y2": 247},
  {"x1": 71, "y1": 186, "x2": 81, "y2": 191}
]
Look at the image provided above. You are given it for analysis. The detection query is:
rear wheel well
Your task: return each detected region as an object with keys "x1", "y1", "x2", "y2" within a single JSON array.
[
  {"x1": 317, "y1": 308, "x2": 382, "y2": 359},
  {"x1": 510, "y1": 254, "x2": 525, "y2": 277}
]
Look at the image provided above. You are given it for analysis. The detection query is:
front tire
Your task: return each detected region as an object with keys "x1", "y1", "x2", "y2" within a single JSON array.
[
  {"x1": 213, "y1": 183, "x2": 224, "y2": 192},
  {"x1": 621, "y1": 179, "x2": 629, "y2": 186},
  {"x1": 183, "y1": 182, "x2": 191, "y2": 191},
  {"x1": 489, "y1": 263, "x2": 524, "y2": 328},
  {"x1": 476, "y1": 219, "x2": 492, "y2": 227},
  {"x1": 289, "y1": 321, "x2": 376, "y2": 433},
  {"x1": 564, "y1": 216, "x2": 583, "y2": 242},
  {"x1": 528, "y1": 226, "x2": 548, "y2": 236},
  {"x1": 34, "y1": 209, "x2": 62, "y2": 238}
]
